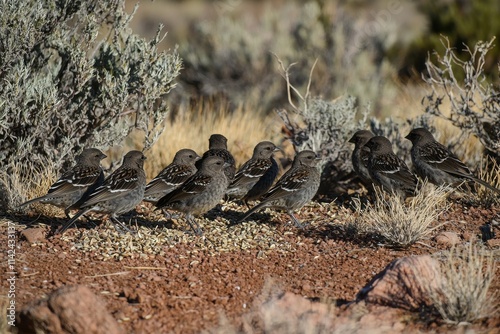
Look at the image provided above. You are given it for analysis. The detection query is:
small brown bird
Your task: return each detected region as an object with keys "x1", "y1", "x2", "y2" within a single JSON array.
[
  {"x1": 143, "y1": 149, "x2": 200, "y2": 204},
  {"x1": 348, "y1": 130, "x2": 375, "y2": 188},
  {"x1": 365, "y1": 136, "x2": 418, "y2": 198},
  {"x1": 156, "y1": 155, "x2": 230, "y2": 235},
  {"x1": 226, "y1": 141, "x2": 280, "y2": 205},
  {"x1": 18, "y1": 148, "x2": 107, "y2": 217},
  {"x1": 405, "y1": 128, "x2": 500, "y2": 194},
  {"x1": 237, "y1": 150, "x2": 321, "y2": 228},
  {"x1": 56, "y1": 150, "x2": 147, "y2": 234},
  {"x1": 196, "y1": 134, "x2": 236, "y2": 183}
]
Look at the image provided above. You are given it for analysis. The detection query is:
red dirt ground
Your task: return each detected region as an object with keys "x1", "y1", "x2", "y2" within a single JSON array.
[{"x1": 1, "y1": 200, "x2": 499, "y2": 333}]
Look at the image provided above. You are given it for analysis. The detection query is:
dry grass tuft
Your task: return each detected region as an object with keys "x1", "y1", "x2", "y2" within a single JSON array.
[
  {"x1": 354, "y1": 183, "x2": 451, "y2": 248},
  {"x1": 431, "y1": 241, "x2": 497, "y2": 324},
  {"x1": 0, "y1": 161, "x2": 60, "y2": 216},
  {"x1": 467, "y1": 156, "x2": 500, "y2": 207}
]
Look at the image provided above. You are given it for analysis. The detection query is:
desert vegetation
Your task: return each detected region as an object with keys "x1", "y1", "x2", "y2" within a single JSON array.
[{"x1": 0, "y1": 0, "x2": 499, "y2": 333}]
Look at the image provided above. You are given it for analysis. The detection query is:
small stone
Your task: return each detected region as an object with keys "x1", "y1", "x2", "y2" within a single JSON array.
[
  {"x1": 462, "y1": 231, "x2": 474, "y2": 241},
  {"x1": 486, "y1": 239, "x2": 500, "y2": 247},
  {"x1": 435, "y1": 231, "x2": 461, "y2": 247},
  {"x1": 17, "y1": 285, "x2": 122, "y2": 334},
  {"x1": 20, "y1": 228, "x2": 46, "y2": 243},
  {"x1": 356, "y1": 255, "x2": 441, "y2": 310}
]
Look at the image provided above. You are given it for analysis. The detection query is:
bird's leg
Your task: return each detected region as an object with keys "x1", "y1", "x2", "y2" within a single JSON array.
[
  {"x1": 162, "y1": 209, "x2": 180, "y2": 220},
  {"x1": 288, "y1": 212, "x2": 306, "y2": 229},
  {"x1": 110, "y1": 216, "x2": 134, "y2": 234},
  {"x1": 185, "y1": 214, "x2": 203, "y2": 236},
  {"x1": 84, "y1": 216, "x2": 98, "y2": 228}
]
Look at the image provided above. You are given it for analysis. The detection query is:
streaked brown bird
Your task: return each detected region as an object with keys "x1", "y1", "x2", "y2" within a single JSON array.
[
  {"x1": 237, "y1": 150, "x2": 321, "y2": 228},
  {"x1": 226, "y1": 141, "x2": 280, "y2": 205},
  {"x1": 18, "y1": 148, "x2": 107, "y2": 217},
  {"x1": 348, "y1": 130, "x2": 375, "y2": 188},
  {"x1": 365, "y1": 136, "x2": 418, "y2": 198},
  {"x1": 405, "y1": 127, "x2": 500, "y2": 194},
  {"x1": 156, "y1": 155, "x2": 230, "y2": 235},
  {"x1": 196, "y1": 134, "x2": 236, "y2": 183},
  {"x1": 143, "y1": 149, "x2": 200, "y2": 204},
  {"x1": 56, "y1": 150, "x2": 147, "y2": 234}
]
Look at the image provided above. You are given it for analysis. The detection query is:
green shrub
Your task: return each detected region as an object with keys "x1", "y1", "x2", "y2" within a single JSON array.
[{"x1": 397, "y1": 0, "x2": 500, "y2": 81}]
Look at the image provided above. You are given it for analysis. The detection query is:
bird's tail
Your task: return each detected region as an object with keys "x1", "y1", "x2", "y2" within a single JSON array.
[
  {"x1": 55, "y1": 208, "x2": 90, "y2": 234},
  {"x1": 236, "y1": 201, "x2": 269, "y2": 224},
  {"x1": 18, "y1": 196, "x2": 45, "y2": 209},
  {"x1": 470, "y1": 176, "x2": 500, "y2": 195}
]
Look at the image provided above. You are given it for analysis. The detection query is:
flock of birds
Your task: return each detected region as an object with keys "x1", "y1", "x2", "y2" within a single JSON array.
[{"x1": 19, "y1": 128, "x2": 500, "y2": 236}]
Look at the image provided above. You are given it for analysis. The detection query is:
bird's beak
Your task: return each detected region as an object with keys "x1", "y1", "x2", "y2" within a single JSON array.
[
  {"x1": 404, "y1": 133, "x2": 410, "y2": 140},
  {"x1": 347, "y1": 136, "x2": 355, "y2": 144},
  {"x1": 195, "y1": 155, "x2": 201, "y2": 161},
  {"x1": 274, "y1": 147, "x2": 284, "y2": 153},
  {"x1": 223, "y1": 162, "x2": 231, "y2": 168}
]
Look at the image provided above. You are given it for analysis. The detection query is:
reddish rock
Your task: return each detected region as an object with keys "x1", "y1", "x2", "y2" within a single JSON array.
[
  {"x1": 257, "y1": 292, "x2": 333, "y2": 330},
  {"x1": 20, "y1": 228, "x2": 46, "y2": 243},
  {"x1": 356, "y1": 255, "x2": 441, "y2": 311},
  {"x1": 17, "y1": 285, "x2": 122, "y2": 334},
  {"x1": 435, "y1": 231, "x2": 461, "y2": 247},
  {"x1": 486, "y1": 239, "x2": 500, "y2": 247},
  {"x1": 462, "y1": 231, "x2": 474, "y2": 241},
  {"x1": 251, "y1": 292, "x2": 409, "y2": 333}
]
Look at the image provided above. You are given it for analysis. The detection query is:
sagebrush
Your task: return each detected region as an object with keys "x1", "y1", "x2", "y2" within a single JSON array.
[
  {"x1": 0, "y1": 0, "x2": 181, "y2": 210},
  {"x1": 423, "y1": 37, "x2": 500, "y2": 157}
]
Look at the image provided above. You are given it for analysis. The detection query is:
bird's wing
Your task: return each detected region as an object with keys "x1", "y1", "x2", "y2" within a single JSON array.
[
  {"x1": 81, "y1": 167, "x2": 140, "y2": 206},
  {"x1": 420, "y1": 142, "x2": 472, "y2": 178},
  {"x1": 262, "y1": 167, "x2": 309, "y2": 202},
  {"x1": 372, "y1": 155, "x2": 417, "y2": 188},
  {"x1": 156, "y1": 174, "x2": 213, "y2": 207},
  {"x1": 47, "y1": 166, "x2": 102, "y2": 195},
  {"x1": 145, "y1": 165, "x2": 194, "y2": 194},
  {"x1": 230, "y1": 159, "x2": 271, "y2": 188}
]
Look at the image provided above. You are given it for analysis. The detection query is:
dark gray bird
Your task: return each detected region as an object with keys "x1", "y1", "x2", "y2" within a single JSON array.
[
  {"x1": 196, "y1": 134, "x2": 236, "y2": 183},
  {"x1": 156, "y1": 155, "x2": 230, "y2": 235},
  {"x1": 143, "y1": 149, "x2": 200, "y2": 204},
  {"x1": 348, "y1": 130, "x2": 375, "y2": 188},
  {"x1": 365, "y1": 136, "x2": 418, "y2": 198},
  {"x1": 405, "y1": 127, "x2": 500, "y2": 194},
  {"x1": 18, "y1": 148, "x2": 107, "y2": 217},
  {"x1": 237, "y1": 150, "x2": 321, "y2": 228},
  {"x1": 56, "y1": 150, "x2": 147, "y2": 234},
  {"x1": 226, "y1": 141, "x2": 280, "y2": 205}
]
